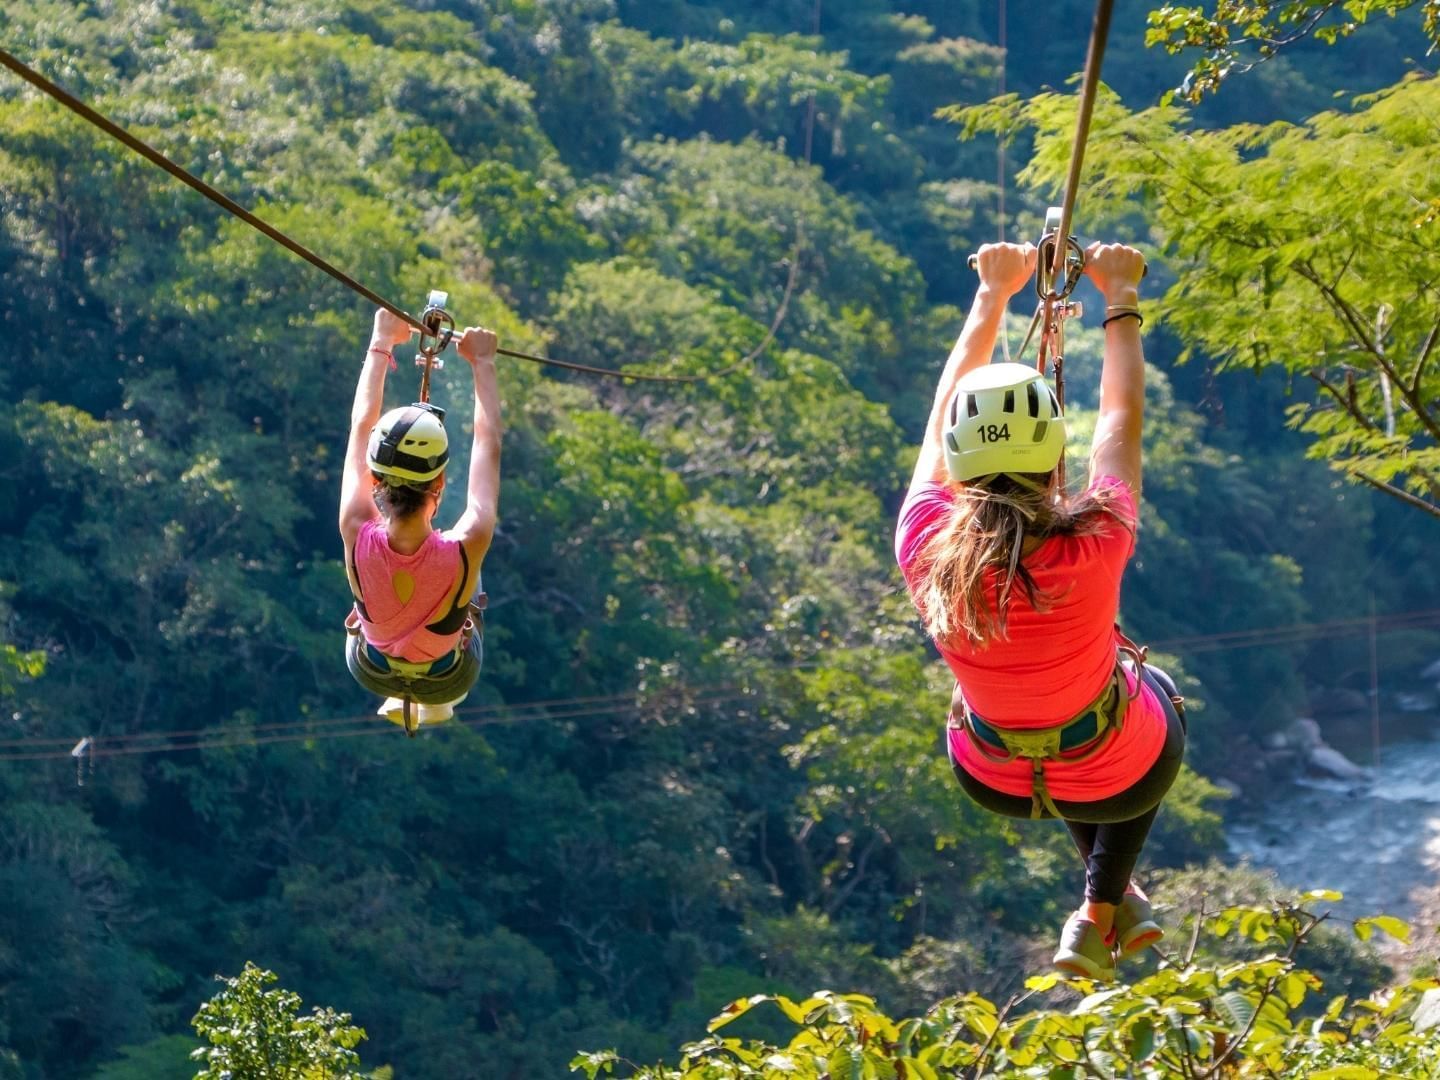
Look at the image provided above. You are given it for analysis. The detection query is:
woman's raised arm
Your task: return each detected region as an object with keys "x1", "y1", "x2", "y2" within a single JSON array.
[
  {"x1": 910, "y1": 242, "x2": 1037, "y2": 496},
  {"x1": 1084, "y1": 243, "x2": 1148, "y2": 496}
]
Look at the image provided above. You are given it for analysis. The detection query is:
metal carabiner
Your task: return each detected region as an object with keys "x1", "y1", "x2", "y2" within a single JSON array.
[
  {"x1": 416, "y1": 289, "x2": 455, "y2": 367},
  {"x1": 414, "y1": 289, "x2": 455, "y2": 404},
  {"x1": 1034, "y1": 206, "x2": 1086, "y2": 303}
]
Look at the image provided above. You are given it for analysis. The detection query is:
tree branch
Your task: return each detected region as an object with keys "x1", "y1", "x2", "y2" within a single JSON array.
[
  {"x1": 968, "y1": 989, "x2": 1031, "y2": 1080},
  {"x1": 1197, "y1": 910, "x2": 1325, "y2": 1079},
  {"x1": 1295, "y1": 262, "x2": 1440, "y2": 445},
  {"x1": 1355, "y1": 471, "x2": 1440, "y2": 519},
  {"x1": 1410, "y1": 317, "x2": 1440, "y2": 399},
  {"x1": 823, "y1": 829, "x2": 887, "y2": 916},
  {"x1": 1257, "y1": 7, "x2": 1338, "y2": 49},
  {"x1": 1308, "y1": 370, "x2": 1377, "y2": 432}
]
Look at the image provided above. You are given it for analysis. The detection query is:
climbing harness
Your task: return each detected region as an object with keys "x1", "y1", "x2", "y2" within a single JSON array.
[
  {"x1": 344, "y1": 594, "x2": 487, "y2": 737},
  {"x1": 950, "y1": 632, "x2": 1146, "y2": 819}
]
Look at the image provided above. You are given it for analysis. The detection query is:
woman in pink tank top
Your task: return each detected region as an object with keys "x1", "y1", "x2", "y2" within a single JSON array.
[
  {"x1": 895, "y1": 241, "x2": 1186, "y2": 982},
  {"x1": 339, "y1": 308, "x2": 503, "y2": 730}
]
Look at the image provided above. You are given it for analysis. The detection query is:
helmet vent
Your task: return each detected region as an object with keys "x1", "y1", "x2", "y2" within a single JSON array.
[
  {"x1": 1002, "y1": 389, "x2": 1015, "y2": 413},
  {"x1": 1027, "y1": 382, "x2": 1040, "y2": 417},
  {"x1": 965, "y1": 394, "x2": 979, "y2": 419},
  {"x1": 945, "y1": 432, "x2": 960, "y2": 454},
  {"x1": 1032, "y1": 420, "x2": 1049, "y2": 443},
  {"x1": 1048, "y1": 387, "x2": 1061, "y2": 415}
]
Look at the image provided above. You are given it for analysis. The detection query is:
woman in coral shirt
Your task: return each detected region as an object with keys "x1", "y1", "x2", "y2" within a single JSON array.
[{"x1": 895, "y1": 241, "x2": 1186, "y2": 981}]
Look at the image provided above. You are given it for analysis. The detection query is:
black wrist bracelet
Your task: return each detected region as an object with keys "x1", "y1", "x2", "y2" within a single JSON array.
[{"x1": 1102, "y1": 311, "x2": 1144, "y2": 328}]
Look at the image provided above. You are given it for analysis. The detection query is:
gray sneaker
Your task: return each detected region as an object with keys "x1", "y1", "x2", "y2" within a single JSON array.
[
  {"x1": 1114, "y1": 891, "x2": 1163, "y2": 958},
  {"x1": 1053, "y1": 913, "x2": 1116, "y2": 981}
]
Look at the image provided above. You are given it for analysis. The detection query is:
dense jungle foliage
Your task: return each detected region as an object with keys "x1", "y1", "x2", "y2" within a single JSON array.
[{"x1": 1, "y1": 0, "x2": 1437, "y2": 1076}]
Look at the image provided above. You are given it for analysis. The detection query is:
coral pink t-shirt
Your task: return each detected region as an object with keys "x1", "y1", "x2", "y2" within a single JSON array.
[
  {"x1": 353, "y1": 520, "x2": 467, "y2": 663},
  {"x1": 895, "y1": 477, "x2": 1169, "y2": 802}
]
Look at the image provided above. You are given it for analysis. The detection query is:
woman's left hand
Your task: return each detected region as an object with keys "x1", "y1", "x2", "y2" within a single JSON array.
[
  {"x1": 371, "y1": 308, "x2": 412, "y2": 349},
  {"x1": 1083, "y1": 243, "x2": 1146, "y2": 302}
]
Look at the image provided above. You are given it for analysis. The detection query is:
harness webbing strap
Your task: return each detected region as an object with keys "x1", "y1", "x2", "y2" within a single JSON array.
[{"x1": 953, "y1": 638, "x2": 1144, "y2": 818}]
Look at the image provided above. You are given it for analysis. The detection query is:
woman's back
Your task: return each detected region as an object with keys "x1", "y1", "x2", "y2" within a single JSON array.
[
  {"x1": 896, "y1": 477, "x2": 1136, "y2": 725},
  {"x1": 352, "y1": 520, "x2": 467, "y2": 662}
]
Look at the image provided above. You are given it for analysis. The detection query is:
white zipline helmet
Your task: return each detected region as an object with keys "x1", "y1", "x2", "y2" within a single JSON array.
[
  {"x1": 943, "y1": 362, "x2": 1065, "y2": 482},
  {"x1": 367, "y1": 403, "x2": 449, "y2": 484}
]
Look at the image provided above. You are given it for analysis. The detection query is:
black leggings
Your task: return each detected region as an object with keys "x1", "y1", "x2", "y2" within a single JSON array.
[{"x1": 949, "y1": 665, "x2": 1187, "y2": 905}]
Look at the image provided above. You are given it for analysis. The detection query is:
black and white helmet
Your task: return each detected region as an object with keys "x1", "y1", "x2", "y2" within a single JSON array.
[{"x1": 367, "y1": 403, "x2": 449, "y2": 484}]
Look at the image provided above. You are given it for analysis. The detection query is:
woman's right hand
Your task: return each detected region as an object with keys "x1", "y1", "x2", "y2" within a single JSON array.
[
  {"x1": 973, "y1": 241, "x2": 1037, "y2": 300},
  {"x1": 1083, "y1": 242, "x2": 1146, "y2": 303}
]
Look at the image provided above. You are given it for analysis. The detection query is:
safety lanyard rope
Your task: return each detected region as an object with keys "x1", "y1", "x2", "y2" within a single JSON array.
[{"x1": 0, "y1": 47, "x2": 782, "y2": 386}]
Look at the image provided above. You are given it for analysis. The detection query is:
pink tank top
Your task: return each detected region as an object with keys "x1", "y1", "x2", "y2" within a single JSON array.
[
  {"x1": 895, "y1": 477, "x2": 1169, "y2": 803},
  {"x1": 352, "y1": 520, "x2": 467, "y2": 663}
]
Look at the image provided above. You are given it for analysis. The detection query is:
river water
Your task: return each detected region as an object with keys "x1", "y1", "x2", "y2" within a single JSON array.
[{"x1": 1226, "y1": 735, "x2": 1440, "y2": 921}]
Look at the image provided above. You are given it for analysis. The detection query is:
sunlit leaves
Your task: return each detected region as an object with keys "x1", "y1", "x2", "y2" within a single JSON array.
[
  {"x1": 581, "y1": 896, "x2": 1438, "y2": 1078},
  {"x1": 191, "y1": 963, "x2": 368, "y2": 1079},
  {"x1": 1353, "y1": 914, "x2": 1412, "y2": 944},
  {"x1": 957, "y1": 76, "x2": 1440, "y2": 516},
  {"x1": 1145, "y1": 1, "x2": 1440, "y2": 102}
]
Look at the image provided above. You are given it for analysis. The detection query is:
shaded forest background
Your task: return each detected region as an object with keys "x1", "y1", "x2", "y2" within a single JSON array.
[{"x1": 1, "y1": 1, "x2": 1437, "y2": 1076}]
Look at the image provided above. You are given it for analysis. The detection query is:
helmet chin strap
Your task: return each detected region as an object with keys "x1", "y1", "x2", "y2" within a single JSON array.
[
  {"x1": 968, "y1": 472, "x2": 1052, "y2": 495},
  {"x1": 1004, "y1": 473, "x2": 1051, "y2": 494}
]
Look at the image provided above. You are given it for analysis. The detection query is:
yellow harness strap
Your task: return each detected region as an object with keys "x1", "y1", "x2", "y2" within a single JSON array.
[{"x1": 952, "y1": 642, "x2": 1145, "y2": 819}]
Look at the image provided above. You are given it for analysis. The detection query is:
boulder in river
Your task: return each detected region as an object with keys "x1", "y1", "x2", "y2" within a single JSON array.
[
  {"x1": 1286, "y1": 717, "x2": 1323, "y2": 751},
  {"x1": 1307, "y1": 743, "x2": 1371, "y2": 782}
]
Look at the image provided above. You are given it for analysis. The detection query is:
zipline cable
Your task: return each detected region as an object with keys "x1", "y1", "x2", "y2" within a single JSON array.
[
  {"x1": 0, "y1": 687, "x2": 695, "y2": 749},
  {"x1": 997, "y1": 0, "x2": 1007, "y2": 247},
  {"x1": 968, "y1": 0, "x2": 1117, "y2": 422},
  {"x1": 0, "y1": 50, "x2": 417, "y2": 337},
  {"x1": 6, "y1": 607, "x2": 1440, "y2": 759},
  {"x1": 0, "y1": 689, "x2": 752, "y2": 763},
  {"x1": 996, "y1": 0, "x2": 1012, "y2": 364},
  {"x1": 0, "y1": 47, "x2": 776, "y2": 386},
  {"x1": 1051, "y1": 0, "x2": 1115, "y2": 284},
  {"x1": 1149, "y1": 608, "x2": 1440, "y2": 655}
]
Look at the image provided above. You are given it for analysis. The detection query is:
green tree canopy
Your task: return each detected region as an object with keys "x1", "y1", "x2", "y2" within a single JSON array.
[{"x1": 953, "y1": 74, "x2": 1440, "y2": 517}]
